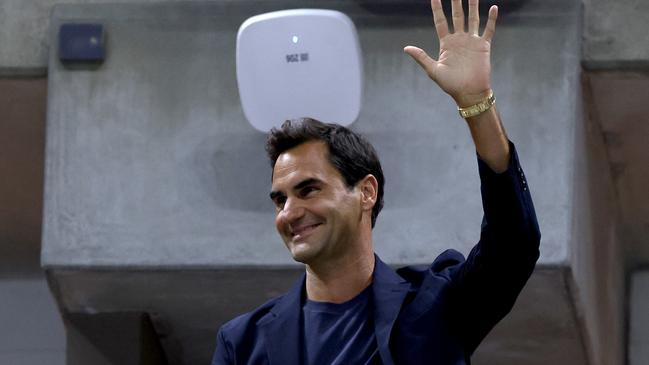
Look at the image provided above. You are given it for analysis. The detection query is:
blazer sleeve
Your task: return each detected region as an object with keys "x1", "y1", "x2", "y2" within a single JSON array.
[
  {"x1": 211, "y1": 328, "x2": 233, "y2": 365},
  {"x1": 449, "y1": 141, "x2": 541, "y2": 354}
]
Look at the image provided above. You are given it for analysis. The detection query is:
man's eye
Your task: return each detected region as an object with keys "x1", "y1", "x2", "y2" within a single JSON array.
[
  {"x1": 273, "y1": 197, "x2": 286, "y2": 209},
  {"x1": 300, "y1": 186, "x2": 318, "y2": 196}
]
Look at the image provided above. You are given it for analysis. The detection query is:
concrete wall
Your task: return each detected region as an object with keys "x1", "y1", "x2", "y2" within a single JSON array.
[
  {"x1": 0, "y1": 79, "x2": 47, "y2": 275},
  {"x1": 41, "y1": 1, "x2": 577, "y2": 268},
  {"x1": 587, "y1": 72, "x2": 649, "y2": 269},
  {"x1": 0, "y1": 78, "x2": 66, "y2": 364},
  {"x1": 570, "y1": 73, "x2": 625, "y2": 365},
  {"x1": 579, "y1": 2, "x2": 649, "y2": 362},
  {"x1": 582, "y1": 0, "x2": 649, "y2": 69},
  {"x1": 5, "y1": 0, "x2": 648, "y2": 72},
  {"x1": 573, "y1": 70, "x2": 649, "y2": 365},
  {"x1": 0, "y1": 0, "x2": 194, "y2": 76}
]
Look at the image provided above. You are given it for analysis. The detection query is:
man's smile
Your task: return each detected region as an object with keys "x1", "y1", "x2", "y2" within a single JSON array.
[{"x1": 290, "y1": 222, "x2": 323, "y2": 239}]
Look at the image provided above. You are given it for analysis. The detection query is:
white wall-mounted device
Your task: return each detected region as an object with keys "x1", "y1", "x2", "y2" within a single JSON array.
[{"x1": 236, "y1": 9, "x2": 363, "y2": 132}]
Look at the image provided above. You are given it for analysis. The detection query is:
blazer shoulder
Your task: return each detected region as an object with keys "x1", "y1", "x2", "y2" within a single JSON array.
[
  {"x1": 395, "y1": 249, "x2": 466, "y2": 287},
  {"x1": 219, "y1": 295, "x2": 284, "y2": 340},
  {"x1": 213, "y1": 295, "x2": 288, "y2": 365}
]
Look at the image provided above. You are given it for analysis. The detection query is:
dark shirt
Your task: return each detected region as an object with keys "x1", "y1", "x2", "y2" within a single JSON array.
[{"x1": 302, "y1": 284, "x2": 381, "y2": 365}]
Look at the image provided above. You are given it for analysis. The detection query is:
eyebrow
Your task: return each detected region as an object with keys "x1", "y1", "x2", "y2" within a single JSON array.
[{"x1": 269, "y1": 178, "x2": 322, "y2": 201}]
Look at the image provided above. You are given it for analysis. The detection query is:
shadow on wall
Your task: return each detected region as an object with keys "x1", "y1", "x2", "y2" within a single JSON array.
[{"x1": 198, "y1": 132, "x2": 272, "y2": 212}]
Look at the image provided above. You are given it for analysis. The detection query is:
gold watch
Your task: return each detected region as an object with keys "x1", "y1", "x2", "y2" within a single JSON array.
[{"x1": 457, "y1": 91, "x2": 496, "y2": 119}]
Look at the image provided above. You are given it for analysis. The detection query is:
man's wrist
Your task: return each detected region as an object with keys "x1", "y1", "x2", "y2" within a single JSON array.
[
  {"x1": 453, "y1": 89, "x2": 494, "y2": 108},
  {"x1": 457, "y1": 90, "x2": 496, "y2": 119}
]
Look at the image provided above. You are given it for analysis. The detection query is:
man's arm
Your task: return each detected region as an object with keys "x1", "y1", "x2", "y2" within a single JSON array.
[
  {"x1": 404, "y1": 0, "x2": 541, "y2": 353},
  {"x1": 404, "y1": 0, "x2": 509, "y2": 172}
]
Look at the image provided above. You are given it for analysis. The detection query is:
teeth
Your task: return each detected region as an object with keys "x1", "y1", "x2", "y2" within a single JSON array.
[{"x1": 292, "y1": 223, "x2": 319, "y2": 236}]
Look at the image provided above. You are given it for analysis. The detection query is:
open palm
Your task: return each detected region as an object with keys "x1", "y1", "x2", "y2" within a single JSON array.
[{"x1": 405, "y1": 0, "x2": 498, "y2": 106}]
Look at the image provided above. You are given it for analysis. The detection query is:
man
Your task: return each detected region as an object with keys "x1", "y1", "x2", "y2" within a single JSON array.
[{"x1": 212, "y1": 0, "x2": 540, "y2": 363}]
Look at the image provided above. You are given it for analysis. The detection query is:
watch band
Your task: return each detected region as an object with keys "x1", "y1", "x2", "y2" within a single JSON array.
[{"x1": 457, "y1": 91, "x2": 496, "y2": 119}]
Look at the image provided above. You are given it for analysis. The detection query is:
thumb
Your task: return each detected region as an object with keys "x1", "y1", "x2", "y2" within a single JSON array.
[{"x1": 403, "y1": 46, "x2": 438, "y2": 81}]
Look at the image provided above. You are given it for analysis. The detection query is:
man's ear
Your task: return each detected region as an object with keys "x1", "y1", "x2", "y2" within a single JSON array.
[{"x1": 358, "y1": 174, "x2": 378, "y2": 211}]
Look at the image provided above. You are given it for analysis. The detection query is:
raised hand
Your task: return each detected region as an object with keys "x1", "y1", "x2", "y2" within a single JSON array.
[{"x1": 404, "y1": 0, "x2": 498, "y2": 107}]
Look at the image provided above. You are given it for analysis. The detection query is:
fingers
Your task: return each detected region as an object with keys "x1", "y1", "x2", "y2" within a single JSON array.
[
  {"x1": 431, "y1": 0, "x2": 449, "y2": 39},
  {"x1": 482, "y1": 5, "x2": 498, "y2": 42},
  {"x1": 467, "y1": 0, "x2": 479, "y2": 35},
  {"x1": 403, "y1": 46, "x2": 438, "y2": 81},
  {"x1": 451, "y1": 0, "x2": 465, "y2": 32},
  {"x1": 432, "y1": 0, "x2": 497, "y2": 40}
]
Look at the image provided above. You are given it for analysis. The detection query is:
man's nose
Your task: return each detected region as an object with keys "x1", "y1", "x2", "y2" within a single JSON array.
[{"x1": 277, "y1": 197, "x2": 305, "y2": 225}]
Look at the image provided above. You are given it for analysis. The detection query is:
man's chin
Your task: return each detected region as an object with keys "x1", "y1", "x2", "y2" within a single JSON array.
[{"x1": 288, "y1": 242, "x2": 319, "y2": 264}]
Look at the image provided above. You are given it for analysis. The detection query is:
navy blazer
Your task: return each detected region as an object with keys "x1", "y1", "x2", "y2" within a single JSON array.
[{"x1": 212, "y1": 143, "x2": 540, "y2": 365}]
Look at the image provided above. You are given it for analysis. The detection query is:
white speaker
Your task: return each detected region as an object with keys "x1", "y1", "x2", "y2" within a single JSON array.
[{"x1": 236, "y1": 9, "x2": 363, "y2": 132}]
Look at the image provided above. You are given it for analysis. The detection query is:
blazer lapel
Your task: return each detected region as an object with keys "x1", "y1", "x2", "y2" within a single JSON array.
[
  {"x1": 259, "y1": 256, "x2": 409, "y2": 365},
  {"x1": 372, "y1": 255, "x2": 410, "y2": 365},
  {"x1": 259, "y1": 273, "x2": 305, "y2": 365}
]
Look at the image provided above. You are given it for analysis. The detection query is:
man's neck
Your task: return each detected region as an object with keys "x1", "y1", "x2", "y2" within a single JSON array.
[{"x1": 305, "y1": 250, "x2": 375, "y2": 304}]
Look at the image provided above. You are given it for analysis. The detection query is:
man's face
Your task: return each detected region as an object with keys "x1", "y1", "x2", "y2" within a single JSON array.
[{"x1": 270, "y1": 141, "x2": 363, "y2": 265}]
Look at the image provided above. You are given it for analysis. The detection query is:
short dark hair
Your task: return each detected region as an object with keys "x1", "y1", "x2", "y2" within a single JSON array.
[{"x1": 266, "y1": 118, "x2": 385, "y2": 228}]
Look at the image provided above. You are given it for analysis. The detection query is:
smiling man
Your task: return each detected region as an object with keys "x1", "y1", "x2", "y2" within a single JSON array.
[{"x1": 212, "y1": 0, "x2": 540, "y2": 364}]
